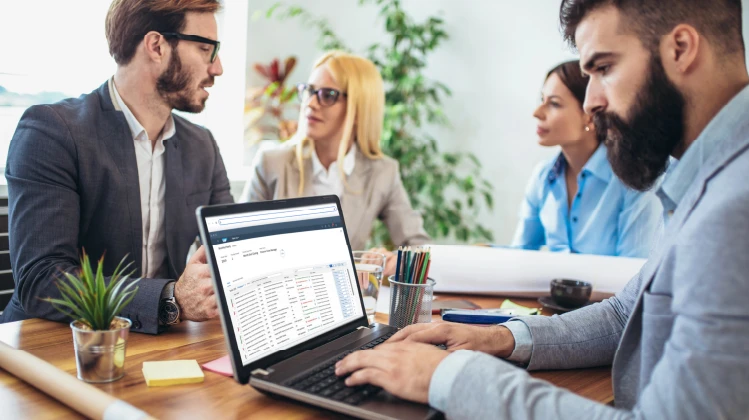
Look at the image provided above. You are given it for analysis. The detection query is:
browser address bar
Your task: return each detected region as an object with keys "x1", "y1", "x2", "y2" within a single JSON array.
[{"x1": 218, "y1": 206, "x2": 338, "y2": 226}]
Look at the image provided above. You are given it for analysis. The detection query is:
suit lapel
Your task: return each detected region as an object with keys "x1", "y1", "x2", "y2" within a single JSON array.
[
  {"x1": 611, "y1": 168, "x2": 708, "y2": 405},
  {"x1": 625, "y1": 132, "x2": 749, "y2": 300},
  {"x1": 612, "y1": 130, "x2": 749, "y2": 402},
  {"x1": 341, "y1": 152, "x2": 373, "y2": 241},
  {"x1": 632, "y1": 95, "x2": 749, "y2": 294},
  {"x1": 164, "y1": 130, "x2": 184, "y2": 278},
  {"x1": 285, "y1": 153, "x2": 313, "y2": 198},
  {"x1": 96, "y1": 81, "x2": 143, "y2": 275}
]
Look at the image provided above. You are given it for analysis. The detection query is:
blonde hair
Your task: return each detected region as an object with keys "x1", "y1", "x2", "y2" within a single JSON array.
[{"x1": 293, "y1": 51, "x2": 385, "y2": 196}]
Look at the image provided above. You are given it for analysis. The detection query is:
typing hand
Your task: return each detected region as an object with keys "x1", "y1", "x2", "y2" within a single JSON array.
[
  {"x1": 335, "y1": 342, "x2": 448, "y2": 404},
  {"x1": 368, "y1": 247, "x2": 396, "y2": 278},
  {"x1": 387, "y1": 322, "x2": 515, "y2": 358},
  {"x1": 174, "y1": 246, "x2": 218, "y2": 322}
]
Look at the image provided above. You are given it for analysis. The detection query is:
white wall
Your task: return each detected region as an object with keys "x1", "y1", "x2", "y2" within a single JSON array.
[
  {"x1": 187, "y1": 0, "x2": 249, "y2": 180},
  {"x1": 246, "y1": 0, "x2": 749, "y2": 244}
]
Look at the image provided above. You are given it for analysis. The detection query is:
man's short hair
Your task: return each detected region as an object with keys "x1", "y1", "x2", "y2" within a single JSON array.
[
  {"x1": 106, "y1": 0, "x2": 221, "y2": 66},
  {"x1": 559, "y1": 0, "x2": 744, "y2": 56}
]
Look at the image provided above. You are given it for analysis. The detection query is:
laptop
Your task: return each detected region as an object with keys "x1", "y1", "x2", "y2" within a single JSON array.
[{"x1": 196, "y1": 195, "x2": 442, "y2": 420}]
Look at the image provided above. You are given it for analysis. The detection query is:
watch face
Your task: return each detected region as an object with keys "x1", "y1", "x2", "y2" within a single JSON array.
[{"x1": 160, "y1": 301, "x2": 180, "y2": 324}]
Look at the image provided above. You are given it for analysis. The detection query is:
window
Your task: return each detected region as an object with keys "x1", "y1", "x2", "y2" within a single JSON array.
[{"x1": 0, "y1": 0, "x2": 248, "y2": 183}]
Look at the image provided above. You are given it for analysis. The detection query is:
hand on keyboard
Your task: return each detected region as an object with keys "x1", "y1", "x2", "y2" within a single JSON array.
[
  {"x1": 386, "y1": 322, "x2": 515, "y2": 358},
  {"x1": 334, "y1": 341, "x2": 450, "y2": 404},
  {"x1": 284, "y1": 332, "x2": 397, "y2": 406}
]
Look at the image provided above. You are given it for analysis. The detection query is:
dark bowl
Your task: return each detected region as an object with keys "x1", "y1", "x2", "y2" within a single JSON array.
[{"x1": 550, "y1": 279, "x2": 592, "y2": 308}]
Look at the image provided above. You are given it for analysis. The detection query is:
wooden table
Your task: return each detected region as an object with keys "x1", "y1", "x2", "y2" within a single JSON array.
[{"x1": 0, "y1": 294, "x2": 613, "y2": 419}]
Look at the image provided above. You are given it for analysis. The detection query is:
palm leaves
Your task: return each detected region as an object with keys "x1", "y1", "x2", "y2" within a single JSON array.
[{"x1": 44, "y1": 252, "x2": 140, "y2": 331}]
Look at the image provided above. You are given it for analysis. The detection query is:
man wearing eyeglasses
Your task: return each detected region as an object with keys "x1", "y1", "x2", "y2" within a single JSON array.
[{"x1": 1, "y1": 0, "x2": 232, "y2": 334}]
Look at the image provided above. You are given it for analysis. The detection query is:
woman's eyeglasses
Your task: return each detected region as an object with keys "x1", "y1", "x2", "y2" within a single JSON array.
[{"x1": 297, "y1": 83, "x2": 347, "y2": 107}]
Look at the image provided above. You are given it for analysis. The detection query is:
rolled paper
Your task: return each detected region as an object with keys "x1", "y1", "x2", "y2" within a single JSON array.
[
  {"x1": 0, "y1": 340, "x2": 155, "y2": 420},
  {"x1": 427, "y1": 245, "x2": 645, "y2": 296}
]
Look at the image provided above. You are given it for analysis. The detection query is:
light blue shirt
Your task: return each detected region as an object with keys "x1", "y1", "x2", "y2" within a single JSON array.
[
  {"x1": 511, "y1": 144, "x2": 662, "y2": 258},
  {"x1": 429, "y1": 87, "x2": 745, "y2": 413}
]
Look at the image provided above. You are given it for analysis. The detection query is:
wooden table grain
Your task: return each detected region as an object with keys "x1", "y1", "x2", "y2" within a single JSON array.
[{"x1": 0, "y1": 294, "x2": 613, "y2": 419}]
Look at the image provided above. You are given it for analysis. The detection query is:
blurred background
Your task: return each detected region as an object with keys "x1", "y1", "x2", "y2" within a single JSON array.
[{"x1": 1, "y1": 0, "x2": 748, "y2": 245}]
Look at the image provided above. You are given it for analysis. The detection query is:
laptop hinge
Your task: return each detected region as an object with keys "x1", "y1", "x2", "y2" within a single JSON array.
[
  {"x1": 251, "y1": 368, "x2": 270, "y2": 376},
  {"x1": 356, "y1": 326, "x2": 369, "y2": 330}
]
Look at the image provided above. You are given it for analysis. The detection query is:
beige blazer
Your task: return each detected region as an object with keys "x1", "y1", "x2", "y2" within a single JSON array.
[{"x1": 241, "y1": 142, "x2": 430, "y2": 250}]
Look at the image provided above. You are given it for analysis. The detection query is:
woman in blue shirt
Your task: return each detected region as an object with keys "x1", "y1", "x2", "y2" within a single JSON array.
[{"x1": 511, "y1": 61, "x2": 661, "y2": 258}]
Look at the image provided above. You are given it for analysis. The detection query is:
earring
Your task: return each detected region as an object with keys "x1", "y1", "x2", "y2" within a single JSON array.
[{"x1": 585, "y1": 126, "x2": 591, "y2": 132}]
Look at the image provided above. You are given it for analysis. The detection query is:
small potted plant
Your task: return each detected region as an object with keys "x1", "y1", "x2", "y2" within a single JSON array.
[{"x1": 44, "y1": 252, "x2": 140, "y2": 383}]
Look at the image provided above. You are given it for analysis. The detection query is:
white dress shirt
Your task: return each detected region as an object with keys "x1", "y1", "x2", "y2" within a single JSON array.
[
  {"x1": 111, "y1": 80, "x2": 175, "y2": 278},
  {"x1": 309, "y1": 143, "x2": 357, "y2": 197}
]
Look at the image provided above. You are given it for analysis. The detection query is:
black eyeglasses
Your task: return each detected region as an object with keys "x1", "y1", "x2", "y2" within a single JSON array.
[
  {"x1": 160, "y1": 32, "x2": 220, "y2": 63},
  {"x1": 297, "y1": 83, "x2": 347, "y2": 107}
]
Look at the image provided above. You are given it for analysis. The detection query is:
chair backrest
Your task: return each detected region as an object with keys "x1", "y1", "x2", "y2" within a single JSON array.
[{"x1": 0, "y1": 202, "x2": 12, "y2": 316}]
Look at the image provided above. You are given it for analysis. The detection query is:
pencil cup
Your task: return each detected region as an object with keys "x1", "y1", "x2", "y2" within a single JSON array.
[{"x1": 387, "y1": 277, "x2": 435, "y2": 329}]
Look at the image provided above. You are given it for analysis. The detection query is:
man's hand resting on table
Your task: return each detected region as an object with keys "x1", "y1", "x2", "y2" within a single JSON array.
[
  {"x1": 174, "y1": 246, "x2": 219, "y2": 322},
  {"x1": 387, "y1": 322, "x2": 516, "y2": 358}
]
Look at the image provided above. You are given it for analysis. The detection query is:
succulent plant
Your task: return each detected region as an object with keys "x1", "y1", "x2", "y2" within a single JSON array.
[{"x1": 44, "y1": 251, "x2": 140, "y2": 331}]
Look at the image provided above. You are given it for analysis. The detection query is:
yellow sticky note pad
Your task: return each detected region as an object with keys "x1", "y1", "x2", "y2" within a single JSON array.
[
  {"x1": 500, "y1": 299, "x2": 540, "y2": 315},
  {"x1": 142, "y1": 360, "x2": 205, "y2": 387}
]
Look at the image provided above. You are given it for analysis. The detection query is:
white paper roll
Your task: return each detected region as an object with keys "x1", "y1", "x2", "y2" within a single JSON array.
[
  {"x1": 0, "y1": 340, "x2": 155, "y2": 420},
  {"x1": 426, "y1": 245, "x2": 646, "y2": 296}
]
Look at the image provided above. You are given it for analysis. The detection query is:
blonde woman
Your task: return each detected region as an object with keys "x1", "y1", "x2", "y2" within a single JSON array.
[{"x1": 242, "y1": 51, "x2": 429, "y2": 264}]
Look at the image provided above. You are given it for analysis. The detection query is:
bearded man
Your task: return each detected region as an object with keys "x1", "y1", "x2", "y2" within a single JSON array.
[
  {"x1": 334, "y1": 1, "x2": 749, "y2": 418},
  {"x1": 2, "y1": 0, "x2": 233, "y2": 334}
]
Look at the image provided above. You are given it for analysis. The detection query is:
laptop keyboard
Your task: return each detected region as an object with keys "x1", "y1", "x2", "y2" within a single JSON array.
[{"x1": 284, "y1": 332, "x2": 397, "y2": 406}]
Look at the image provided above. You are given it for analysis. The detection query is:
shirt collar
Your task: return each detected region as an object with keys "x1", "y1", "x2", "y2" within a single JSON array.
[
  {"x1": 310, "y1": 143, "x2": 357, "y2": 177},
  {"x1": 109, "y1": 77, "x2": 176, "y2": 142},
  {"x1": 547, "y1": 143, "x2": 612, "y2": 184},
  {"x1": 546, "y1": 153, "x2": 566, "y2": 184},
  {"x1": 657, "y1": 84, "x2": 749, "y2": 209},
  {"x1": 582, "y1": 143, "x2": 612, "y2": 182}
]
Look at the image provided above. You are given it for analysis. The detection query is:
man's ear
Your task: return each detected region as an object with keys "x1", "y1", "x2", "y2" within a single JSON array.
[
  {"x1": 661, "y1": 24, "x2": 700, "y2": 81},
  {"x1": 142, "y1": 31, "x2": 168, "y2": 64}
]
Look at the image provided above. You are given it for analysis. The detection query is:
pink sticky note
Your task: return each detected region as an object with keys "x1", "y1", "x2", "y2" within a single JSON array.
[{"x1": 202, "y1": 355, "x2": 233, "y2": 377}]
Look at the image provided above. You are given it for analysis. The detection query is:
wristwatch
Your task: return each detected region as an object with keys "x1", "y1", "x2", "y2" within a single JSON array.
[{"x1": 159, "y1": 282, "x2": 181, "y2": 326}]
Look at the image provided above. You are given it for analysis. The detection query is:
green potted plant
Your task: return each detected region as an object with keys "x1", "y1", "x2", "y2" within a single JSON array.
[{"x1": 44, "y1": 252, "x2": 140, "y2": 383}]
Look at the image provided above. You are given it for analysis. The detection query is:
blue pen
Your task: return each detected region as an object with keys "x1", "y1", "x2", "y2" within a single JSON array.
[{"x1": 441, "y1": 309, "x2": 518, "y2": 325}]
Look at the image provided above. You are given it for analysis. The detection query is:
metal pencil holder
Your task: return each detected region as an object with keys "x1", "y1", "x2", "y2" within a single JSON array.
[{"x1": 387, "y1": 277, "x2": 435, "y2": 329}]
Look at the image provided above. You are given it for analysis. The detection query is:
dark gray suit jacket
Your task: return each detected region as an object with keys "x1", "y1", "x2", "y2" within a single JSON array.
[{"x1": 0, "y1": 81, "x2": 233, "y2": 334}]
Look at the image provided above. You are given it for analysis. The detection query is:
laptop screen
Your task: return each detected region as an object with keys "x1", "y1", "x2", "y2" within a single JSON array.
[{"x1": 204, "y1": 203, "x2": 364, "y2": 366}]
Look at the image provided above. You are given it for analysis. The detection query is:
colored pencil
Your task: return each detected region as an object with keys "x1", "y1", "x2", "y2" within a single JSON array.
[
  {"x1": 389, "y1": 246, "x2": 435, "y2": 325},
  {"x1": 394, "y1": 247, "x2": 402, "y2": 283}
]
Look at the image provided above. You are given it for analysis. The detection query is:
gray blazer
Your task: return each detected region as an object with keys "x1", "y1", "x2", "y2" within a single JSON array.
[
  {"x1": 438, "y1": 89, "x2": 749, "y2": 418},
  {"x1": 242, "y1": 142, "x2": 430, "y2": 250},
  {"x1": 1, "y1": 81, "x2": 233, "y2": 334}
]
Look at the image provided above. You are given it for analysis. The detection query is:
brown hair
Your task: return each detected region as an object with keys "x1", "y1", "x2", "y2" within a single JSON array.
[
  {"x1": 559, "y1": 0, "x2": 744, "y2": 56},
  {"x1": 105, "y1": 0, "x2": 221, "y2": 65},
  {"x1": 546, "y1": 60, "x2": 589, "y2": 107}
]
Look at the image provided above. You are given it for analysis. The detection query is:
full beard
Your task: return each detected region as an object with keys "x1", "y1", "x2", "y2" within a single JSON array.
[
  {"x1": 594, "y1": 55, "x2": 686, "y2": 191},
  {"x1": 156, "y1": 51, "x2": 211, "y2": 113}
]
